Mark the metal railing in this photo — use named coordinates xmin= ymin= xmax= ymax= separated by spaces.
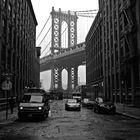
xmin=0 ymin=97 xmax=16 ymax=111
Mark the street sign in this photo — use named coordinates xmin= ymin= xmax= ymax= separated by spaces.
xmin=1 ymin=80 xmax=12 ymax=90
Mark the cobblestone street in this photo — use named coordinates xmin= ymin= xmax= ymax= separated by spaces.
xmin=0 ymin=100 xmax=140 ymax=140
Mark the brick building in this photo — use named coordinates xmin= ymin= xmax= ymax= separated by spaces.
xmin=86 ymin=11 xmax=103 ymax=99
xmin=0 ymin=0 xmax=40 ymax=102
xmin=86 ymin=0 xmax=140 ymax=107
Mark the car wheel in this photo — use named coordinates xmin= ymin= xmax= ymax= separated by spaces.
xmin=66 ymin=108 xmax=69 ymax=111
xmin=65 ymin=107 xmax=69 ymax=111
xmin=46 ymin=112 xmax=49 ymax=118
xmin=18 ymin=114 xmax=23 ymax=120
xmin=97 ymin=107 xmax=100 ymax=113
xmin=110 ymin=110 xmax=116 ymax=115
xmin=40 ymin=114 xmax=46 ymax=120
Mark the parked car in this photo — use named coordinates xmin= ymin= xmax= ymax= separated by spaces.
xmin=65 ymin=99 xmax=81 ymax=111
xmin=82 ymin=98 xmax=89 ymax=107
xmin=82 ymin=98 xmax=96 ymax=109
xmin=18 ymin=88 xmax=50 ymax=120
xmin=72 ymin=92 xmax=81 ymax=103
xmin=93 ymin=97 xmax=116 ymax=114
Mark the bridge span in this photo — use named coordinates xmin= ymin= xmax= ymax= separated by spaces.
xmin=40 ymin=42 xmax=86 ymax=71
xmin=39 ymin=7 xmax=87 ymax=91
xmin=40 ymin=42 xmax=86 ymax=91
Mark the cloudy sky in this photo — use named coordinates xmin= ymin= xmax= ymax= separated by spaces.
xmin=31 ymin=0 xmax=99 ymax=90
xmin=31 ymin=0 xmax=99 ymax=38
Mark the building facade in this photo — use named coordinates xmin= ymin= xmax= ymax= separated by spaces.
xmin=86 ymin=0 xmax=140 ymax=107
xmin=0 ymin=0 xmax=40 ymax=101
xmin=86 ymin=11 xmax=103 ymax=99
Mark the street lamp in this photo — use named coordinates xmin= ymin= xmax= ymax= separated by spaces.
xmin=1 ymin=72 xmax=13 ymax=120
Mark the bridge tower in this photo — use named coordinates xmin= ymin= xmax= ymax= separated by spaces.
xmin=50 ymin=7 xmax=78 ymax=91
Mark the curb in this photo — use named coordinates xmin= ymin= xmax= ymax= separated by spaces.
xmin=116 ymin=112 xmax=140 ymax=120
xmin=0 ymin=114 xmax=17 ymax=126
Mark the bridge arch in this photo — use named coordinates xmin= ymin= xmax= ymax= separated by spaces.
xmin=51 ymin=7 xmax=78 ymax=54
xmin=50 ymin=7 xmax=79 ymax=91
xmin=61 ymin=21 xmax=68 ymax=48
xmin=78 ymin=65 xmax=86 ymax=85
xmin=62 ymin=68 xmax=68 ymax=90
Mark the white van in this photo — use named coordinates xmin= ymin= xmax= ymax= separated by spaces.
xmin=72 ymin=92 xmax=81 ymax=102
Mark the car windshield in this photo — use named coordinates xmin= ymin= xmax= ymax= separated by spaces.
xmin=22 ymin=95 xmax=43 ymax=103
xmin=83 ymin=98 xmax=89 ymax=102
xmin=25 ymin=88 xmax=46 ymax=94
xmin=96 ymin=97 xmax=103 ymax=103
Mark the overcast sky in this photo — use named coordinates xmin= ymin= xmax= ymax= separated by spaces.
xmin=31 ymin=0 xmax=99 ymax=90
xmin=31 ymin=0 xmax=99 ymax=39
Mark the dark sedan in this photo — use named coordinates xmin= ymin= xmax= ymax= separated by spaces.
xmin=65 ymin=99 xmax=81 ymax=111
xmin=82 ymin=98 xmax=96 ymax=109
xmin=93 ymin=97 xmax=116 ymax=115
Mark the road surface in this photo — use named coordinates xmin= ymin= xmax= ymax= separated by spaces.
xmin=0 ymin=100 xmax=140 ymax=140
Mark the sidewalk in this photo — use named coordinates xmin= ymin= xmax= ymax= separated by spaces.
xmin=115 ymin=103 xmax=140 ymax=120
xmin=0 ymin=107 xmax=18 ymax=125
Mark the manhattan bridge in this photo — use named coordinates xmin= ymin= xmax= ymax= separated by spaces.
xmin=39 ymin=7 xmax=98 ymax=92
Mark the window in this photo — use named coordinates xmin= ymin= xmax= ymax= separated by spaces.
xmin=22 ymin=95 xmax=42 ymax=103
xmin=3 ymin=0 xmax=6 ymax=7
xmin=8 ymin=4 xmax=12 ymax=17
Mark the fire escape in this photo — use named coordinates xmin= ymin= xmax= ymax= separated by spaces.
xmin=121 ymin=0 xmax=136 ymax=61
xmin=120 ymin=0 xmax=137 ymax=104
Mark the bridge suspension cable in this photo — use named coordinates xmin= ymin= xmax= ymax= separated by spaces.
xmin=39 ymin=9 xmax=98 ymax=57
xmin=77 ymin=15 xmax=96 ymax=18
xmin=41 ymin=24 xmax=68 ymax=56
xmin=38 ymin=26 xmax=52 ymax=46
xmin=76 ymin=10 xmax=98 ymax=18
xmin=77 ymin=12 xmax=97 ymax=14
xmin=36 ymin=15 xmax=51 ymax=41
xmin=45 ymin=49 xmax=51 ymax=56
xmin=73 ymin=9 xmax=98 ymax=13
xmin=41 ymin=41 xmax=51 ymax=55
xmin=62 ymin=9 xmax=98 ymax=14
xmin=61 ymin=26 xmax=68 ymax=36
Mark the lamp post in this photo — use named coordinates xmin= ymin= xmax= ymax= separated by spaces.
xmin=120 ymin=57 xmax=129 ymax=113
xmin=1 ymin=72 xmax=13 ymax=120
